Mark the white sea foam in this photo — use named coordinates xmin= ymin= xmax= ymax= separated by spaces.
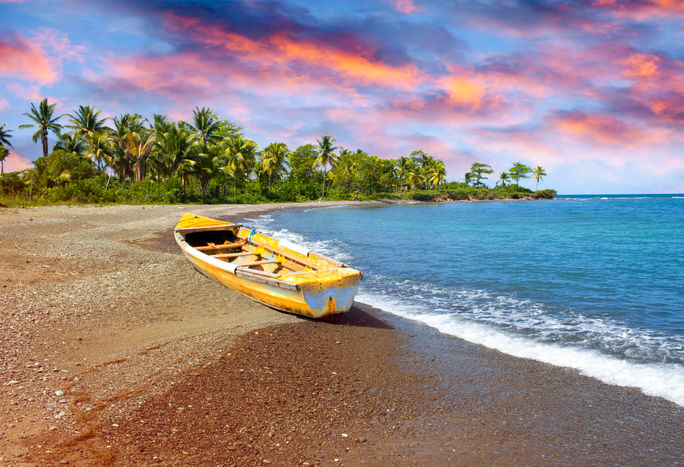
xmin=357 ymin=289 xmax=684 ymax=407
xmin=371 ymin=278 xmax=683 ymax=364
xmin=252 ymin=212 xmax=684 ymax=406
xmin=251 ymin=215 xmax=353 ymax=263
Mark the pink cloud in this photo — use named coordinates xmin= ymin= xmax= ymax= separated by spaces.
xmin=4 ymin=150 xmax=33 ymax=172
xmin=593 ymin=0 xmax=684 ymax=19
xmin=162 ymin=12 xmax=423 ymax=90
xmin=0 ymin=34 xmax=56 ymax=84
xmin=32 ymin=28 xmax=86 ymax=63
xmin=6 ymin=82 xmax=42 ymax=101
xmin=392 ymin=0 xmax=420 ymax=14
xmin=552 ymin=111 xmax=667 ymax=146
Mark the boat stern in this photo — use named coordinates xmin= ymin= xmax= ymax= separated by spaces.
xmin=297 ymin=270 xmax=361 ymax=318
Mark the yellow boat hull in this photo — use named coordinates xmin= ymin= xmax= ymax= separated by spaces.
xmin=174 ymin=213 xmax=361 ymax=318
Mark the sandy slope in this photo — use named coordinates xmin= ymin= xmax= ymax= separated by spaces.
xmin=0 ymin=202 xmax=372 ymax=463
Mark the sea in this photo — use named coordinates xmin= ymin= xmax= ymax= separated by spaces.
xmin=246 ymin=194 xmax=684 ymax=406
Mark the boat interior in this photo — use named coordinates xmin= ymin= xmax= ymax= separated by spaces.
xmin=180 ymin=225 xmax=305 ymax=278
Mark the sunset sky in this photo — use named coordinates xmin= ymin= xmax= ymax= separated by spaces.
xmin=1 ymin=0 xmax=683 ymax=193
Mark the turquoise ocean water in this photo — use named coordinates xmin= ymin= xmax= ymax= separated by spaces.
xmin=247 ymin=195 xmax=684 ymax=406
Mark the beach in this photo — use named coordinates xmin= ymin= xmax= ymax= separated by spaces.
xmin=1 ymin=203 xmax=682 ymax=465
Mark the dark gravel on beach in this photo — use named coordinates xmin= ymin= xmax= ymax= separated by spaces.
xmin=100 ymin=308 xmax=428 ymax=465
xmin=105 ymin=308 xmax=684 ymax=466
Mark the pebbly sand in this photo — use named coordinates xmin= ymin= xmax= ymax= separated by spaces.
xmin=0 ymin=203 xmax=682 ymax=465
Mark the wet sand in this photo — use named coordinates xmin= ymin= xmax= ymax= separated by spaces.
xmin=0 ymin=203 xmax=682 ymax=465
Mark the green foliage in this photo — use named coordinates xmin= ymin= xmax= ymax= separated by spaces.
xmin=2 ymin=100 xmax=556 ymax=206
xmin=535 ymin=189 xmax=557 ymax=199
xmin=468 ymin=162 xmax=493 ymax=187
xmin=0 ymin=172 xmax=28 ymax=196
xmin=509 ymin=162 xmax=533 ymax=187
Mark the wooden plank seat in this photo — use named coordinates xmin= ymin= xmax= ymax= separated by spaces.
xmin=212 ymin=251 xmax=256 ymax=259
xmin=195 ymin=240 xmax=246 ymax=251
xmin=176 ymin=224 xmax=242 ymax=234
xmin=236 ymin=259 xmax=279 ymax=268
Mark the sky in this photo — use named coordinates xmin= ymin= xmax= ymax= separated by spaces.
xmin=1 ymin=0 xmax=683 ymax=194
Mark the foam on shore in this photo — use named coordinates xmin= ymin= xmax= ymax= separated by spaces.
xmin=254 ymin=215 xmax=684 ymax=408
xmin=358 ymin=289 xmax=684 ymax=407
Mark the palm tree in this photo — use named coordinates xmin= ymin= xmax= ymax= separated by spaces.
xmin=111 ymin=114 xmax=149 ymax=180
xmin=313 ymin=135 xmax=338 ymax=200
xmin=397 ymin=156 xmax=412 ymax=191
xmin=66 ymin=105 xmax=108 ymax=140
xmin=407 ymin=168 xmax=425 ymax=191
xmin=19 ymin=98 xmax=63 ymax=158
xmin=87 ymin=132 xmax=114 ymax=173
xmin=428 ymin=161 xmax=446 ymax=188
xmin=110 ymin=115 xmax=134 ymax=180
xmin=0 ymin=124 xmax=13 ymax=178
xmin=411 ymin=150 xmax=435 ymax=189
xmin=260 ymin=142 xmax=289 ymax=187
xmin=187 ymin=107 xmax=221 ymax=145
xmin=191 ymin=143 xmax=221 ymax=198
xmin=152 ymin=114 xmax=171 ymax=134
xmin=533 ymin=166 xmax=547 ymax=189
xmin=224 ymin=134 xmax=257 ymax=196
xmin=53 ymin=133 xmax=86 ymax=156
xmin=498 ymin=171 xmax=510 ymax=187
xmin=151 ymin=123 xmax=196 ymax=179
xmin=128 ymin=128 xmax=156 ymax=181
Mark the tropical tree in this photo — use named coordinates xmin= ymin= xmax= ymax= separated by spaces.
xmin=19 ymin=98 xmax=63 ymax=158
xmin=109 ymin=113 xmax=151 ymax=180
xmin=66 ymin=105 xmax=108 ymax=140
xmin=509 ymin=162 xmax=532 ymax=187
xmin=224 ymin=134 xmax=257 ymax=196
xmin=131 ymin=131 xmax=156 ymax=181
xmin=427 ymin=160 xmax=447 ymax=188
xmin=469 ymin=162 xmax=493 ymax=188
xmin=533 ymin=166 xmax=547 ymax=189
xmin=110 ymin=114 xmax=140 ymax=180
xmin=330 ymin=148 xmax=358 ymax=194
xmin=151 ymin=123 xmax=196 ymax=179
xmin=396 ymin=156 xmax=412 ymax=191
xmin=87 ymin=132 xmax=114 ymax=173
xmin=53 ymin=133 xmax=86 ymax=156
xmin=191 ymin=143 xmax=221 ymax=198
xmin=0 ymin=147 xmax=8 ymax=179
xmin=406 ymin=167 xmax=425 ymax=191
xmin=259 ymin=142 xmax=289 ymax=187
xmin=498 ymin=171 xmax=510 ymax=187
xmin=288 ymin=144 xmax=318 ymax=184
xmin=187 ymin=107 xmax=221 ymax=145
xmin=0 ymin=124 xmax=13 ymax=177
xmin=152 ymin=114 xmax=171 ymax=134
xmin=313 ymin=135 xmax=338 ymax=199
xmin=411 ymin=150 xmax=434 ymax=189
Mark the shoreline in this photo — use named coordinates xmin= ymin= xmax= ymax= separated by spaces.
xmin=1 ymin=203 xmax=681 ymax=464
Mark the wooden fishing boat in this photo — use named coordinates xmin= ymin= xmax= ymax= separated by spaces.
xmin=174 ymin=213 xmax=362 ymax=318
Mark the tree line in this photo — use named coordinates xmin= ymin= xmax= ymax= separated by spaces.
xmin=0 ymin=98 xmax=553 ymax=205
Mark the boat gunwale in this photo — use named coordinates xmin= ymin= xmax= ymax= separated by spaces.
xmin=174 ymin=232 xmax=300 ymax=291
